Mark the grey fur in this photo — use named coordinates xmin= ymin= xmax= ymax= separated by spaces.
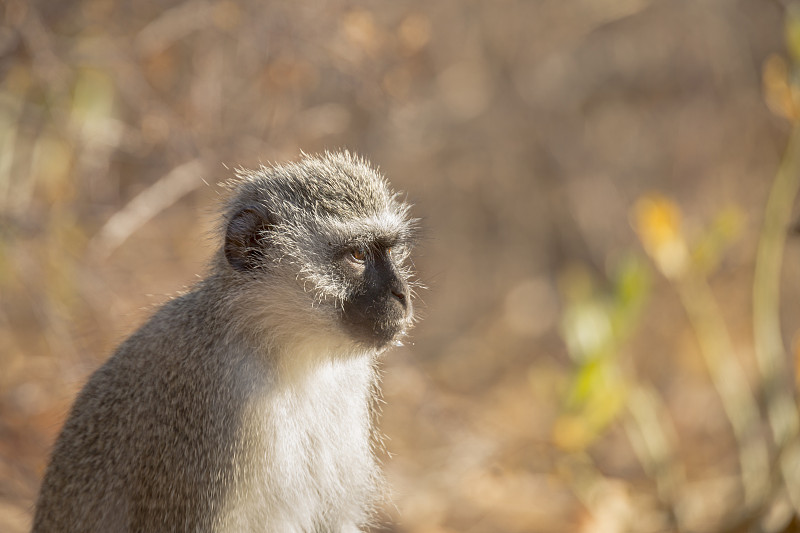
xmin=33 ymin=151 xmax=418 ymax=533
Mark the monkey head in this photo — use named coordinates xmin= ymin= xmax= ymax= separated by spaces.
xmin=221 ymin=151 xmax=418 ymax=351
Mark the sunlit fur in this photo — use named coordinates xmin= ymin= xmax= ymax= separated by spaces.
xmin=33 ymin=151 xmax=418 ymax=532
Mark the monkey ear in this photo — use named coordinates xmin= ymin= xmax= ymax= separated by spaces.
xmin=224 ymin=205 xmax=276 ymax=272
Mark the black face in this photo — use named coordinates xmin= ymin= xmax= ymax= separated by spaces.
xmin=224 ymin=203 xmax=414 ymax=348
xmin=339 ymin=245 xmax=412 ymax=347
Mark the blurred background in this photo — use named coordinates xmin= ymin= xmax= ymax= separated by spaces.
xmin=2 ymin=0 xmax=800 ymax=531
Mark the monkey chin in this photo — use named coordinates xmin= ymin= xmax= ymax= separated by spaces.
xmin=371 ymin=319 xmax=412 ymax=351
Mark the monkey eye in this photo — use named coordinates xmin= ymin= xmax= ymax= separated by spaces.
xmin=349 ymin=247 xmax=367 ymax=264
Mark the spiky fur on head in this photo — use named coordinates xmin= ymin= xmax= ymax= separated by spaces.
xmin=217 ymin=151 xmax=419 ymax=353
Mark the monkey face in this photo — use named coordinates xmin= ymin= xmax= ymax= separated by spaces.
xmin=224 ymin=202 xmax=416 ymax=350
xmin=339 ymin=244 xmax=413 ymax=348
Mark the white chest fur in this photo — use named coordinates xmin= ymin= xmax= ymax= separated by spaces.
xmin=220 ymin=352 xmax=379 ymax=532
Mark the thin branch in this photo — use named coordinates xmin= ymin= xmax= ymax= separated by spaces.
xmin=753 ymin=122 xmax=800 ymax=511
xmin=676 ymin=274 xmax=771 ymax=509
xmin=89 ymin=159 xmax=206 ymax=260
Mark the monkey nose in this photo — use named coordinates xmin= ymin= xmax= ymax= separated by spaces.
xmin=390 ymin=284 xmax=408 ymax=310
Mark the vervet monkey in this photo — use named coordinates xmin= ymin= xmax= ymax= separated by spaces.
xmin=33 ymin=151 xmax=419 ymax=532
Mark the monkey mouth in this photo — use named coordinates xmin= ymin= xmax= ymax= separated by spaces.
xmin=360 ymin=314 xmax=410 ymax=347
xmin=341 ymin=298 xmax=412 ymax=348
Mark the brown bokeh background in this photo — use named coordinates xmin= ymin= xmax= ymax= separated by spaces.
xmin=3 ymin=0 xmax=800 ymax=531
